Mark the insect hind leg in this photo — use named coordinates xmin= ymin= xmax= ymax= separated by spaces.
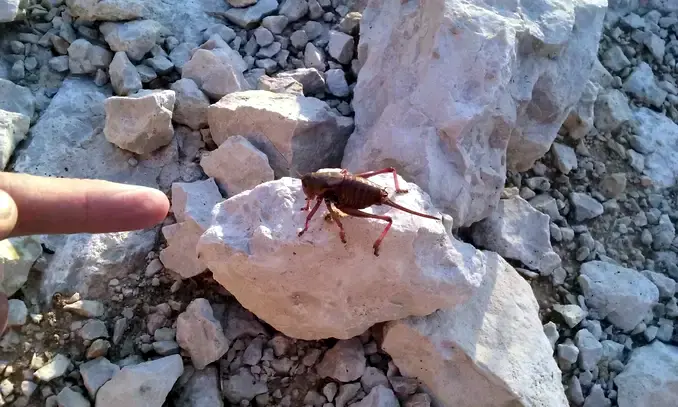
xmin=336 ymin=206 xmax=392 ymax=256
xmin=353 ymin=167 xmax=409 ymax=194
xmin=325 ymin=200 xmax=347 ymax=243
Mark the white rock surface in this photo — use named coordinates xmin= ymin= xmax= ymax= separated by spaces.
xmin=103 ymin=89 xmax=176 ymax=154
xmin=382 ymin=251 xmax=568 ymax=407
xmin=170 ymin=178 xmax=223 ymax=228
xmin=342 ymin=0 xmax=606 ymax=227
xmin=207 ymin=90 xmax=353 ymax=177
xmin=66 ymin=0 xmax=147 ymax=21
xmin=0 ymin=78 xmax=36 ymax=119
xmin=0 ymin=0 xmax=20 ymax=22
xmin=200 ymin=135 xmax=275 ymax=196
xmin=578 ymin=261 xmax=659 ymax=332
xmin=0 ymin=109 xmax=29 ymax=169
xmin=631 ymin=107 xmax=678 ymax=188
xmin=197 ymin=172 xmax=486 ymax=340
xmin=182 ymin=48 xmax=250 ymax=100
xmin=96 ymin=354 xmax=184 ymax=405
xmin=38 ymin=230 xmax=158 ymax=302
xmin=0 ymin=236 xmax=41 ymax=296
xmin=614 ymin=341 xmax=678 ymax=407
xmin=470 ymin=196 xmax=561 ymax=274
xmin=160 ymin=178 xmax=222 ymax=278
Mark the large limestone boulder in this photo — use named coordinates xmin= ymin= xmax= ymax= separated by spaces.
xmin=207 ymin=90 xmax=354 ymax=177
xmin=197 ymin=171 xmax=486 ymax=340
xmin=342 ymin=0 xmax=606 ymax=227
xmin=381 ymin=251 xmax=569 ymax=407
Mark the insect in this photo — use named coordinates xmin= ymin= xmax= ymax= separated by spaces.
xmin=246 ymin=136 xmax=441 ymax=256
xmin=297 ymin=167 xmax=441 ymax=256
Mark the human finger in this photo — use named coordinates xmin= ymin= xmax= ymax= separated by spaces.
xmin=0 ymin=172 xmax=170 ymax=238
xmin=0 ymin=189 xmax=18 ymax=240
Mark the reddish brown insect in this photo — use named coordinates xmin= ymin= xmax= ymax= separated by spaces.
xmin=296 ymin=167 xmax=441 ymax=256
xmin=247 ymin=136 xmax=440 ymax=255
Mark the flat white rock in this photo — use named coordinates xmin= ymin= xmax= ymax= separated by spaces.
xmin=197 ymin=171 xmax=486 ymax=340
xmin=632 ymin=107 xmax=678 ymax=188
xmin=578 ymin=261 xmax=659 ymax=332
xmin=470 ymin=195 xmax=561 ymax=274
xmin=95 ymin=354 xmax=183 ymax=406
xmin=382 ymin=251 xmax=569 ymax=407
xmin=614 ymin=341 xmax=678 ymax=407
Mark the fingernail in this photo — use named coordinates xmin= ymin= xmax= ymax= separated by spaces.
xmin=0 ymin=191 xmax=13 ymax=220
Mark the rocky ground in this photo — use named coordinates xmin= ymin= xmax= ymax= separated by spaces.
xmin=0 ymin=0 xmax=678 ymax=406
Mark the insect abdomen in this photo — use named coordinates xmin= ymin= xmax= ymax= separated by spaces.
xmin=335 ymin=177 xmax=383 ymax=209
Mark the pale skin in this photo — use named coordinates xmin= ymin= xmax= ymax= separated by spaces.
xmin=0 ymin=172 xmax=170 ymax=334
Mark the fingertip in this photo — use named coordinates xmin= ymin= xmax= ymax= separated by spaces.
xmin=130 ymin=187 xmax=171 ymax=228
xmin=0 ymin=189 xmax=18 ymax=240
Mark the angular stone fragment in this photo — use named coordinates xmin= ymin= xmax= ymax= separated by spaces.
xmin=0 ymin=78 xmax=36 ymax=119
xmin=0 ymin=109 xmax=30 ymax=169
xmin=0 ymin=236 xmax=41 ymax=296
xmin=550 ymin=142 xmax=578 ymax=174
xmin=103 ymin=89 xmax=176 ymax=154
xmin=328 ymin=30 xmax=354 ymax=64
xmin=171 ymin=78 xmax=210 ymax=130
xmin=570 ymin=193 xmax=604 ymax=222
xmin=80 ymin=357 xmax=119 ymax=399
xmin=170 ymin=178 xmax=223 ymax=228
xmin=100 ymin=19 xmax=167 ymax=61
xmin=181 ymin=48 xmax=249 ymax=100
xmin=622 ymin=62 xmax=667 ymax=108
xmin=68 ymin=38 xmax=113 ymax=74
xmin=258 ymin=75 xmax=304 ymax=95
xmin=223 ymin=0 xmax=279 ymax=29
xmin=316 ymin=338 xmax=366 ymax=382
xmin=631 ymin=107 xmax=678 ymax=188
xmin=95 ymin=355 xmax=183 ymax=405
xmin=176 ymin=298 xmax=230 ymax=369
xmin=593 ymin=89 xmax=633 ymax=133
xmin=578 ymin=261 xmax=659 ymax=332
xmin=197 ymin=172 xmax=485 ymax=340
xmin=382 ymin=252 xmax=569 ymax=407
xmin=207 ymin=90 xmax=353 ymax=177
xmin=470 ymin=196 xmax=561 ymax=274
xmin=275 ymin=68 xmax=325 ymax=94
xmin=614 ymin=341 xmax=678 ymax=407
xmin=108 ymin=51 xmax=142 ymax=96
xmin=200 ymin=135 xmax=275 ymax=196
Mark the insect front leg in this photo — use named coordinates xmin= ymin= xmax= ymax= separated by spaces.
xmin=298 ymin=196 xmax=323 ymax=237
xmin=325 ymin=199 xmax=347 ymax=243
xmin=336 ymin=206 xmax=393 ymax=256
xmin=354 ymin=167 xmax=409 ymax=194
xmin=300 ymin=197 xmax=311 ymax=211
